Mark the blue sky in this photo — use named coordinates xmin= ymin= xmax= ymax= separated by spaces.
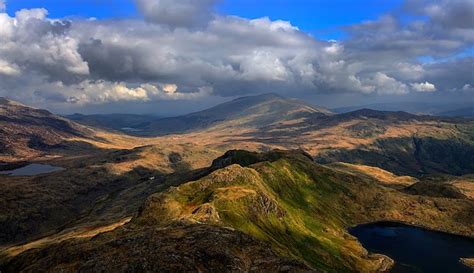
xmin=5 ymin=0 xmax=404 ymax=39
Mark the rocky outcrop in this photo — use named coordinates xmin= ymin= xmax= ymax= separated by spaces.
xmin=2 ymin=224 xmax=317 ymax=273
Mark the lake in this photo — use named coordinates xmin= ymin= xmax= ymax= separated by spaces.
xmin=350 ymin=222 xmax=474 ymax=273
xmin=0 ymin=163 xmax=64 ymax=176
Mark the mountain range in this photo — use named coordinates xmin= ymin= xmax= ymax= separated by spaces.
xmin=0 ymin=94 xmax=473 ymax=272
xmin=68 ymin=93 xmax=332 ymax=135
xmin=333 ymin=101 xmax=474 ymax=118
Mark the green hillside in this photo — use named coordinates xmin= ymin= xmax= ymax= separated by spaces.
xmin=137 ymin=150 xmax=474 ymax=272
xmin=2 ymin=150 xmax=473 ymax=272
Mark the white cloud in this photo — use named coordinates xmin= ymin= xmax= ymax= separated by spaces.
xmin=0 ymin=8 xmax=89 ymax=80
xmin=411 ymin=81 xmax=437 ymax=92
xmin=238 ymin=50 xmax=289 ymax=81
xmin=368 ymin=72 xmax=409 ymax=95
xmin=462 ymin=84 xmax=474 ymax=92
xmin=30 ymin=80 xmax=212 ymax=105
xmin=394 ymin=62 xmax=425 ymax=80
xmin=0 ymin=0 xmax=5 ymax=12
xmin=0 ymin=59 xmax=20 ymax=76
xmin=250 ymin=17 xmax=299 ymax=32
xmin=162 ymin=83 xmax=177 ymax=94
xmin=324 ymin=42 xmax=343 ymax=55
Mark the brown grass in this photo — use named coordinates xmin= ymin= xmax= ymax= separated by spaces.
xmin=460 ymin=258 xmax=474 ymax=269
xmin=331 ymin=162 xmax=418 ymax=188
xmin=451 ymin=177 xmax=474 ymax=200
xmin=1 ymin=217 xmax=131 ymax=257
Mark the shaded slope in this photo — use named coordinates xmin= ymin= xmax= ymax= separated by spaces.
xmin=3 ymin=224 xmax=314 ymax=273
xmin=315 ymin=136 xmax=474 ymax=176
xmin=0 ymin=98 xmax=95 ymax=160
xmin=67 ymin=113 xmax=159 ymax=132
xmin=438 ymin=107 xmax=474 ymax=118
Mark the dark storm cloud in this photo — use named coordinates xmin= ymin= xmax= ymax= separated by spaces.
xmin=0 ymin=0 xmax=472 ymax=110
xmin=423 ymin=57 xmax=474 ymax=92
xmin=135 ymin=0 xmax=218 ymax=28
xmin=404 ymin=0 xmax=474 ymax=29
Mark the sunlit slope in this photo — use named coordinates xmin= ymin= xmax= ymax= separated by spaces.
xmin=138 ymin=93 xmax=331 ymax=135
xmin=138 ymin=150 xmax=474 ymax=272
xmin=3 ymin=150 xmax=473 ymax=272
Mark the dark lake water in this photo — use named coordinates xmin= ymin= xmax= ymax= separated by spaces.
xmin=350 ymin=222 xmax=474 ymax=273
xmin=0 ymin=163 xmax=64 ymax=176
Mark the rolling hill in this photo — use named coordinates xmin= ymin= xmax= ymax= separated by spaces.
xmin=69 ymin=93 xmax=332 ymax=136
xmin=66 ymin=113 xmax=160 ymax=132
xmin=141 ymin=93 xmax=332 ymax=135
xmin=2 ymin=94 xmax=474 ymax=177
xmin=0 ymin=96 xmax=473 ymax=272
xmin=2 ymin=150 xmax=472 ymax=272
xmin=144 ymin=96 xmax=474 ymax=177
xmin=332 ymin=102 xmax=474 ymax=118
xmin=438 ymin=107 xmax=474 ymax=118
xmin=0 ymin=98 xmax=96 ymax=161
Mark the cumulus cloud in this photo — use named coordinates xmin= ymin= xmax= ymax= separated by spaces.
xmin=0 ymin=0 xmax=472 ymax=110
xmin=31 ymin=80 xmax=211 ymax=105
xmin=462 ymin=84 xmax=474 ymax=92
xmin=162 ymin=83 xmax=177 ymax=94
xmin=411 ymin=81 xmax=436 ymax=92
xmin=0 ymin=59 xmax=20 ymax=76
xmin=0 ymin=8 xmax=89 ymax=82
xmin=369 ymin=72 xmax=409 ymax=95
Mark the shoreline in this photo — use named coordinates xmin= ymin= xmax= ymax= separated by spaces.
xmin=349 ymin=219 xmax=474 ymax=239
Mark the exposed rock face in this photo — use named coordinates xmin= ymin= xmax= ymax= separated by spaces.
xmin=2 ymin=224 xmax=317 ymax=273
xmin=168 ymin=152 xmax=183 ymax=164
xmin=367 ymin=254 xmax=394 ymax=272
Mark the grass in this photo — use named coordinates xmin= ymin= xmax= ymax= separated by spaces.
xmin=137 ymin=150 xmax=474 ymax=272
xmin=138 ymin=155 xmax=387 ymax=272
xmin=1 ymin=217 xmax=131 ymax=258
xmin=2 ymin=149 xmax=473 ymax=272
xmin=330 ymin=162 xmax=418 ymax=188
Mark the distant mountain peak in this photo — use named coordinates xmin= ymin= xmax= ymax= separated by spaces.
xmin=341 ymin=108 xmax=420 ymax=120
xmin=0 ymin=97 xmax=35 ymax=108
xmin=237 ymin=92 xmax=284 ymax=99
xmin=0 ymin=97 xmax=17 ymax=106
xmin=135 ymin=93 xmax=331 ymax=135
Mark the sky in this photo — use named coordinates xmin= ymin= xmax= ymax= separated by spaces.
xmin=0 ymin=0 xmax=472 ymax=114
